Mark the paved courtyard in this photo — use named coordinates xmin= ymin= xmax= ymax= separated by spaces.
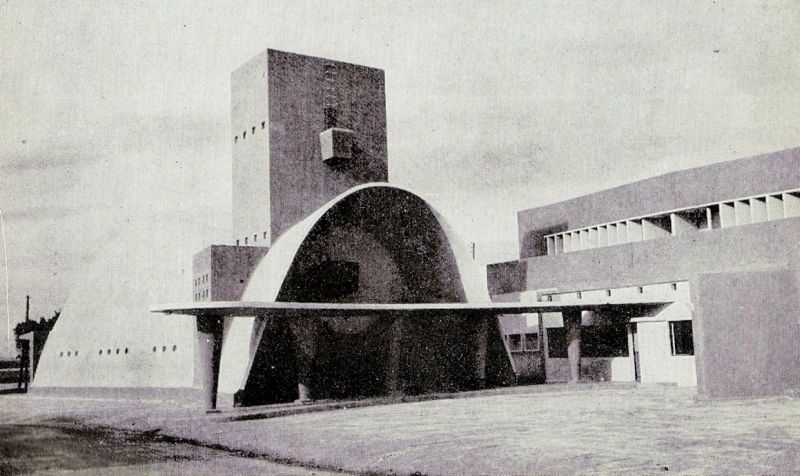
xmin=2 ymin=384 xmax=800 ymax=474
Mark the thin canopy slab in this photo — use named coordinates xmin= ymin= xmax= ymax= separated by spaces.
xmin=150 ymin=299 xmax=673 ymax=319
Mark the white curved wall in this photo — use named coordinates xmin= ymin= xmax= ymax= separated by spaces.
xmin=33 ymin=217 xmax=227 ymax=390
xmin=217 ymin=184 xmax=490 ymax=397
xmin=34 ymin=183 xmax=489 ymax=399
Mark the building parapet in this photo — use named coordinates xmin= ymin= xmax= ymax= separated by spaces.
xmin=543 ymin=187 xmax=800 ymax=255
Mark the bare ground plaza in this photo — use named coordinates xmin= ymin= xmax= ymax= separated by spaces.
xmin=2 ymin=384 xmax=800 ymax=474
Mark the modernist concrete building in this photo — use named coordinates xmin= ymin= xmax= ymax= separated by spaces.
xmin=29 ymin=47 xmax=798 ymax=406
xmin=34 ymin=49 xmax=554 ymax=408
xmin=489 ymin=147 xmax=800 ymax=397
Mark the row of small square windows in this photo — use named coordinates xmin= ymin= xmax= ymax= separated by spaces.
xmin=543 ymin=283 xmax=678 ymax=301
xmin=236 ymin=231 xmax=268 ymax=246
xmin=194 ymin=274 xmax=208 ymax=286
xmin=59 ymin=346 xmax=178 ymax=357
xmin=195 ymin=289 xmax=209 ymax=300
xmin=234 ymin=122 xmax=266 ymax=143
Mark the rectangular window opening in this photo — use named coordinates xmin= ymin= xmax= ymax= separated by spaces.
xmin=708 ymin=204 xmax=722 ymax=229
xmin=642 ymin=215 xmax=672 ymax=240
xmin=669 ymin=320 xmax=694 ymax=355
xmin=750 ymin=196 xmax=768 ymax=223
xmin=507 ymin=334 xmax=522 ymax=352
xmin=524 ymin=333 xmax=539 ymax=351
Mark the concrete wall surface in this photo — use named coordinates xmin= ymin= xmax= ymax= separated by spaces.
xmin=267 ymin=49 xmax=388 ymax=242
xmin=692 ymin=268 xmax=800 ymax=397
xmin=231 ymin=49 xmax=388 ymax=247
xmin=231 ymin=51 xmax=271 ymax=246
xmin=33 ymin=218 xmax=229 ymax=394
xmin=546 ymin=356 xmax=635 ymax=383
xmin=500 ymin=218 xmax=800 ymax=295
xmin=517 ymin=147 xmax=800 ymax=258
xmin=193 ymin=245 xmax=268 ymax=301
xmin=635 ymin=320 xmax=697 ymax=386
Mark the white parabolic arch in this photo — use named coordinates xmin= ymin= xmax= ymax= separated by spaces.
xmin=217 ymin=183 xmax=490 ymax=396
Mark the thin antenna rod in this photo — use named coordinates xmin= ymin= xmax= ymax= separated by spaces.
xmin=0 ymin=210 xmax=10 ymax=355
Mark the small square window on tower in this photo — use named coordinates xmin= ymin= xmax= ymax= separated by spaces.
xmin=319 ymin=127 xmax=355 ymax=166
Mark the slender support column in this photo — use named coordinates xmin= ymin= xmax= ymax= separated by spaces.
xmin=385 ymin=315 xmax=404 ymax=396
xmin=473 ymin=314 xmax=489 ymax=389
xmin=564 ymin=310 xmax=582 ymax=384
xmin=626 ymin=322 xmax=635 ymax=381
xmin=538 ymin=312 xmax=547 ymax=383
xmin=198 ymin=316 xmax=224 ymax=411
xmin=289 ymin=318 xmax=318 ymax=403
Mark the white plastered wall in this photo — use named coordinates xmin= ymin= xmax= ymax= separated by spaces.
xmin=34 ymin=218 xmax=227 ymax=390
xmin=523 ymin=282 xmax=696 ymax=386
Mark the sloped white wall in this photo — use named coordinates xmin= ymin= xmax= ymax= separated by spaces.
xmin=33 ymin=217 xmax=227 ymax=389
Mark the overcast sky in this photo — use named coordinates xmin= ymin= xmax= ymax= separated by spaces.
xmin=1 ymin=1 xmax=799 ymax=356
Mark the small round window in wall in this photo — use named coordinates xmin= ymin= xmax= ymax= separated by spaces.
xmin=60 ymin=352 xmax=63 ymax=357
xmin=75 ymin=351 xmax=78 ymax=357
xmin=106 ymin=349 xmax=111 ymax=355
xmin=116 ymin=349 xmax=120 ymax=354
xmin=152 ymin=346 xmax=157 ymax=353
xmin=124 ymin=348 xmax=129 ymax=354
xmin=172 ymin=345 xmax=177 ymax=352
xmin=99 ymin=350 xmax=102 ymax=355
xmin=67 ymin=351 xmax=71 ymax=356
xmin=162 ymin=346 xmax=166 ymax=352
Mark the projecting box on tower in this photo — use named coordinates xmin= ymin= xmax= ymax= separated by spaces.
xmin=231 ymin=49 xmax=388 ymax=248
xmin=319 ymin=127 xmax=355 ymax=166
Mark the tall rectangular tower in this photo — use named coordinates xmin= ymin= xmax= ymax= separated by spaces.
xmin=231 ymin=49 xmax=388 ymax=246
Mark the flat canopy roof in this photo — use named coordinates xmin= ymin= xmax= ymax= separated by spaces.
xmin=150 ymin=299 xmax=672 ymax=319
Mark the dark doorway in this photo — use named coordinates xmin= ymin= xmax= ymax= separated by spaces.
xmin=311 ymin=319 xmax=391 ymax=400
xmin=238 ymin=322 xmax=298 ymax=406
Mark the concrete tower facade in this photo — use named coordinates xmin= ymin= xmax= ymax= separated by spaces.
xmin=231 ymin=49 xmax=388 ymax=247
